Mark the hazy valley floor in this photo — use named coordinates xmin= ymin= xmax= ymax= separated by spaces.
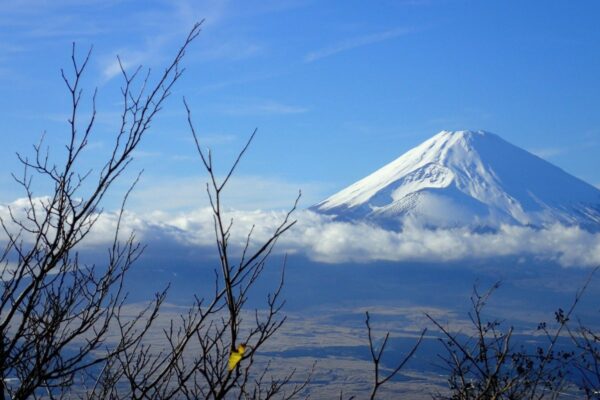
xmin=115 ymin=255 xmax=600 ymax=398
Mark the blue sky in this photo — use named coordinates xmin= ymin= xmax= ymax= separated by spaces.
xmin=1 ymin=0 xmax=599 ymax=212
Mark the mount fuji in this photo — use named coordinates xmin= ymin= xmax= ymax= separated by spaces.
xmin=313 ymin=130 xmax=600 ymax=230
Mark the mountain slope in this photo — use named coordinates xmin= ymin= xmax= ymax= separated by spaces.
xmin=313 ymin=130 xmax=600 ymax=230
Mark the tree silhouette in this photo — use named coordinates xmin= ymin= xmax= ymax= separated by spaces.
xmin=0 ymin=23 xmax=201 ymax=400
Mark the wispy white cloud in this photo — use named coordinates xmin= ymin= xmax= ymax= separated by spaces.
xmin=0 ymin=43 xmax=25 ymax=54
xmin=169 ymin=0 xmax=228 ymax=29
xmin=529 ymin=138 xmax=599 ymax=163
xmin=0 ymin=1 xmax=120 ymax=39
xmin=217 ymin=99 xmax=308 ymax=116
xmin=98 ymin=1 xmax=263 ymax=82
xmin=173 ymin=133 xmax=238 ymax=149
xmin=0 ymin=67 xmax=13 ymax=80
xmin=197 ymin=71 xmax=284 ymax=92
xmin=396 ymin=0 xmax=433 ymax=5
xmin=530 ymin=147 xmax=566 ymax=159
xmin=196 ymin=40 xmax=263 ymax=62
xmin=101 ymin=53 xmax=144 ymax=82
xmin=0 ymin=40 xmax=27 ymax=80
xmin=0 ymin=0 xmax=124 ymax=12
xmin=126 ymin=175 xmax=324 ymax=212
xmin=304 ymin=27 xmax=414 ymax=63
xmin=131 ymin=150 xmax=164 ymax=159
xmin=100 ymin=34 xmax=174 ymax=82
xmin=0 ymin=0 xmax=265 ymax=83
xmin=198 ymin=133 xmax=237 ymax=145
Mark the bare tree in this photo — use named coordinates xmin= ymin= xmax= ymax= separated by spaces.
xmin=83 ymin=103 xmax=313 ymax=399
xmin=0 ymin=23 xmax=201 ymax=400
xmin=427 ymin=284 xmax=531 ymax=400
xmin=335 ymin=312 xmax=426 ymax=400
xmin=0 ymin=21 xmax=311 ymax=399
xmin=365 ymin=312 xmax=426 ymax=400
xmin=569 ymin=321 xmax=600 ymax=398
xmin=152 ymin=100 xmax=313 ymax=400
xmin=426 ymin=279 xmax=597 ymax=400
xmin=560 ymin=267 xmax=600 ymax=399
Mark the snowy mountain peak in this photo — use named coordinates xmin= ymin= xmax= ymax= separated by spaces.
xmin=313 ymin=130 xmax=600 ymax=230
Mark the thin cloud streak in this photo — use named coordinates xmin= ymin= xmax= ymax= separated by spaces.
xmin=100 ymin=34 xmax=174 ymax=82
xmin=217 ymin=99 xmax=308 ymax=116
xmin=304 ymin=27 xmax=414 ymax=63
xmin=530 ymin=147 xmax=566 ymax=159
xmin=125 ymin=175 xmax=325 ymax=212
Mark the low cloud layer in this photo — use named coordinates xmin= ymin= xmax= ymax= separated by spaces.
xmin=2 ymin=198 xmax=600 ymax=268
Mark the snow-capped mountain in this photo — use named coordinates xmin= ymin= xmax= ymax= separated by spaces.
xmin=313 ymin=130 xmax=600 ymax=230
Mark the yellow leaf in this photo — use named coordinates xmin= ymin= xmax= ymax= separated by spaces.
xmin=227 ymin=344 xmax=246 ymax=371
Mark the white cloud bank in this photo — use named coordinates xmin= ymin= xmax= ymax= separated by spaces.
xmin=2 ymin=199 xmax=600 ymax=268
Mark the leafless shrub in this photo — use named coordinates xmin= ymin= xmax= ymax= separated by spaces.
xmin=84 ymin=98 xmax=312 ymax=400
xmin=564 ymin=268 xmax=600 ymax=399
xmin=365 ymin=311 xmax=426 ymax=400
xmin=0 ymin=23 xmax=201 ymax=400
xmin=426 ymin=275 xmax=600 ymax=400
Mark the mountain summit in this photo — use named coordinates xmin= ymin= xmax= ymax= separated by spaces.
xmin=313 ymin=130 xmax=600 ymax=230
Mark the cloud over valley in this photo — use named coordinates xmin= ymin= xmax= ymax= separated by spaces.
xmin=2 ymin=199 xmax=598 ymax=268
